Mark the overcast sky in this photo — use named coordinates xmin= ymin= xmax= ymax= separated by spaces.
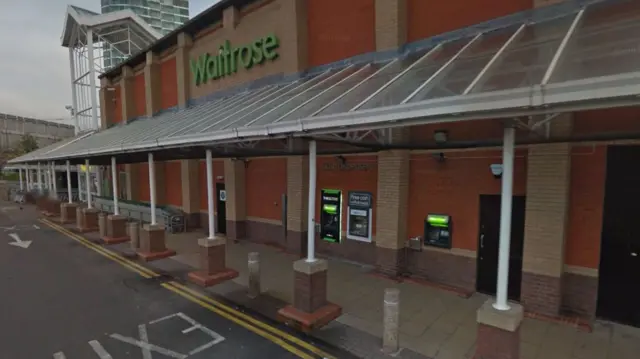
xmin=0 ymin=0 xmax=217 ymax=122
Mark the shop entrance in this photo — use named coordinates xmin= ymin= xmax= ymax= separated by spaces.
xmin=216 ymin=183 xmax=226 ymax=235
xmin=597 ymin=146 xmax=640 ymax=327
xmin=476 ymin=195 xmax=526 ymax=300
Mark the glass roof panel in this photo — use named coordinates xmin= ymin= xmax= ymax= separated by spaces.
xmin=472 ymin=15 xmax=574 ymax=93
xmin=409 ymin=25 xmax=518 ymax=102
xmin=359 ymin=39 xmax=470 ymax=110
xmin=549 ymin=0 xmax=640 ymax=83
xmin=316 ymin=56 xmax=422 ymax=116
xmin=244 ymin=66 xmax=363 ymax=128
xmin=276 ymin=64 xmax=380 ymax=123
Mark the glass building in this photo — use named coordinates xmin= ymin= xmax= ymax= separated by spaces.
xmin=101 ymin=0 xmax=189 ymax=69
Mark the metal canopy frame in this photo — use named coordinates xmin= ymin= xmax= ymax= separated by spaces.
xmin=11 ymin=0 xmax=640 ymax=164
xmin=61 ymin=5 xmax=161 ymax=135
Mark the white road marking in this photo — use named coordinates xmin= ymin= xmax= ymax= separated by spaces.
xmin=88 ymin=340 xmax=113 ymax=359
xmin=53 ymin=352 xmax=66 ymax=359
xmin=138 ymin=324 xmax=153 ymax=359
xmin=8 ymin=232 xmax=31 ymax=249
xmin=148 ymin=312 xmax=225 ymax=356
xmin=109 ymin=334 xmax=187 ymax=359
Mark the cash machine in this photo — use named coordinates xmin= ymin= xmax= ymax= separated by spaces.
xmin=424 ymin=214 xmax=452 ymax=249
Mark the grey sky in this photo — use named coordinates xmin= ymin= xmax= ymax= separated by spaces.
xmin=0 ymin=0 xmax=216 ymax=122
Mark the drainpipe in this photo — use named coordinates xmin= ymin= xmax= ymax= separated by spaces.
xmin=111 ymin=157 xmax=119 ymax=215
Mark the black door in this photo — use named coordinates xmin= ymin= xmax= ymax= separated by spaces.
xmin=477 ymin=195 xmax=526 ymax=301
xmin=597 ymin=146 xmax=640 ymax=326
xmin=216 ymin=183 xmax=227 ymax=235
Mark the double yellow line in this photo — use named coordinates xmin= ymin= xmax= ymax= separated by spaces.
xmin=40 ymin=218 xmax=336 ymax=359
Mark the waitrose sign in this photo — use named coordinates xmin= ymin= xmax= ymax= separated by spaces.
xmin=190 ymin=34 xmax=280 ymax=86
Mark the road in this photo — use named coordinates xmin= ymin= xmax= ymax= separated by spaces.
xmin=0 ymin=202 xmax=344 ymax=359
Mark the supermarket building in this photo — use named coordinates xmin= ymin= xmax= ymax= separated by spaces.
xmin=10 ymin=0 xmax=640 ymax=355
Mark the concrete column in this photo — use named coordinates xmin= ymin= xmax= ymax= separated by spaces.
xmin=99 ymin=77 xmax=116 ymax=129
xmin=180 ymin=159 xmax=201 ymax=229
xmin=375 ymin=0 xmax=407 ymax=51
xmin=521 ymin=117 xmax=572 ymax=316
xmin=176 ymin=32 xmax=193 ymax=109
xmin=375 ymin=150 xmax=410 ymax=277
xmin=382 ymin=288 xmax=400 ymax=354
xmin=145 ymin=51 xmax=161 ymax=117
xmin=248 ymin=252 xmax=261 ymax=298
xmin=223 ymin=159 xmax=246 ymax=241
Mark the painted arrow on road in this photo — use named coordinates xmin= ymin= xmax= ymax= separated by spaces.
xmin=8 ymin=233 xmax=31 ymax=249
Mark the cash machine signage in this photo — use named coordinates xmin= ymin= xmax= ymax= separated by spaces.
xmin=320 ymin=189 xmax=342 ymax=243
xmin=347 ymin=191 xmax=373 ymax=242
xmin=424 ymin=214 xmax=452 ymax=249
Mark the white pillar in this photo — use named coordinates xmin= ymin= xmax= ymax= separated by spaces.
xmin=96 ymin=167 xmax=103 ymax=196
xmin=111 ymin=157 xmax=119 ymax=215
xmin=148 ymin=153 xmax=157 ymax=225
xmin=494 ymin=126 xmax=515 ymax=311
xmin=19 ymin=167 xmax=24 ymax=191
xmin=206 ymin=149 xmax=215 ymax=239
xmin=26 ymin=166 xmax=30 ymax=190
xmin=66 ymin=160 xmax=72 ymax=204
xmin=69 ymin=47 xmax=79 ymax=135
xmin=306 ymin=140 xmax=317 ymax=262
xmin=37 ymin=163 xmax=42 ymax=193
xmin=85 ymin=159 xmax=92 ymax=209
xmin=51 ymin=162 xmax=58 ymax=199
xmin=77 ymin=166 xmax=83 ymax=201
xmin=87 ymin=28 xmax=99 ymax=130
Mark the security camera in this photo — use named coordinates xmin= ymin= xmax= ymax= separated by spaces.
xmin=490 ymin=164 xmax=503 ymax=179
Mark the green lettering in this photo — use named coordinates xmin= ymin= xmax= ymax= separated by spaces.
xmin=232 ymin=47 xmax=241 ymax=72
xmin=262 ymin=34 xmax=279 ymax=61
xmin=190 ymin=54 xmax=208 ymax=85
xmin=239 ymin=46 xmax=253 ymax=69
xmin=206 ymin=54 xmax=218 ymax=80
xmin=252 ymin=40 xmax=264 ymax=64
xmin=190 ymin=34 xmax=280 ymax=86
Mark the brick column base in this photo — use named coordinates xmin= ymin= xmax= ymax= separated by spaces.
xmin=103 ymin=215 xmax=130 ymax=244
xmin=60 ymin=203 xmax=78 ymax=224
xmin=475 ymin=299 xmax=523 ymax=359
xmin=137 ymin=224 xmax=176 ymax=261
xmin=187 ymin=237 xmax=238 ymax=287
xmin=77 ymin=208 xmax=99 ymax=233
xmin=521 ymin=272 xmax=562 ymax=317
xmin=45 ymin=198 xmax=61 ymax=218
xmin=36 ymin=196 xmax=49 ymax=214
xmin=375 ymin=247 xmax=404 ymax=278
xmin=277 ymin=259 xmax=342 ymax=333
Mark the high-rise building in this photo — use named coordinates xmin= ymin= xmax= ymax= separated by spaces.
xmin=101 ymin=0 xmax=189 ymax=68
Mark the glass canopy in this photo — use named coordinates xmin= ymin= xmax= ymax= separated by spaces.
xmin=12 ymin=0 xmax=640 ymax=163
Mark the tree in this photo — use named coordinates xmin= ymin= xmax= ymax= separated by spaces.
xmin=17 ymin=134 xmax=39 ymax=154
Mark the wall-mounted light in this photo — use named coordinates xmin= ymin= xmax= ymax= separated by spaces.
xmin=337 ymin=155 xmax=347 ymax=165
xmin=432 ymin=152 xmax=446 ymax=163
xmin=433 ymin=130 xmax=448 ymax=144
xmin=490 ymin=164 xmax=503 ymax=179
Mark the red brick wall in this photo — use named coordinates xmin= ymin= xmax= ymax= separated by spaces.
xmin=132 ymin=73 xmax=146 ymax=118
xmin=199 ymin=160 xmax=225 ymax=211
xmin=246 ymin=158 xmax=287 ymax=221
xmin=137 ymin=164 xmax=150 ymax=202
xmin=164 ymin=161 xmax=182 ymax=207
xmin=407 ymin=149 xmax=528 ymax=251
xmin=315 ymin=155 xmax=378 ymax=234
xmin=112 ymin=84 xmax=123 ymax=124
xmin=160 ymin=57 xmax=178 ymax=110
xmin=574 ymin=108 xmax=640 ymax=134
xmin=407 ymin=0 xmax=531 ymax=42
xmin=307 ymin=0 xmax=376 ymax=67
xmin=565 ymin=145 xmax=606 ymax=269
